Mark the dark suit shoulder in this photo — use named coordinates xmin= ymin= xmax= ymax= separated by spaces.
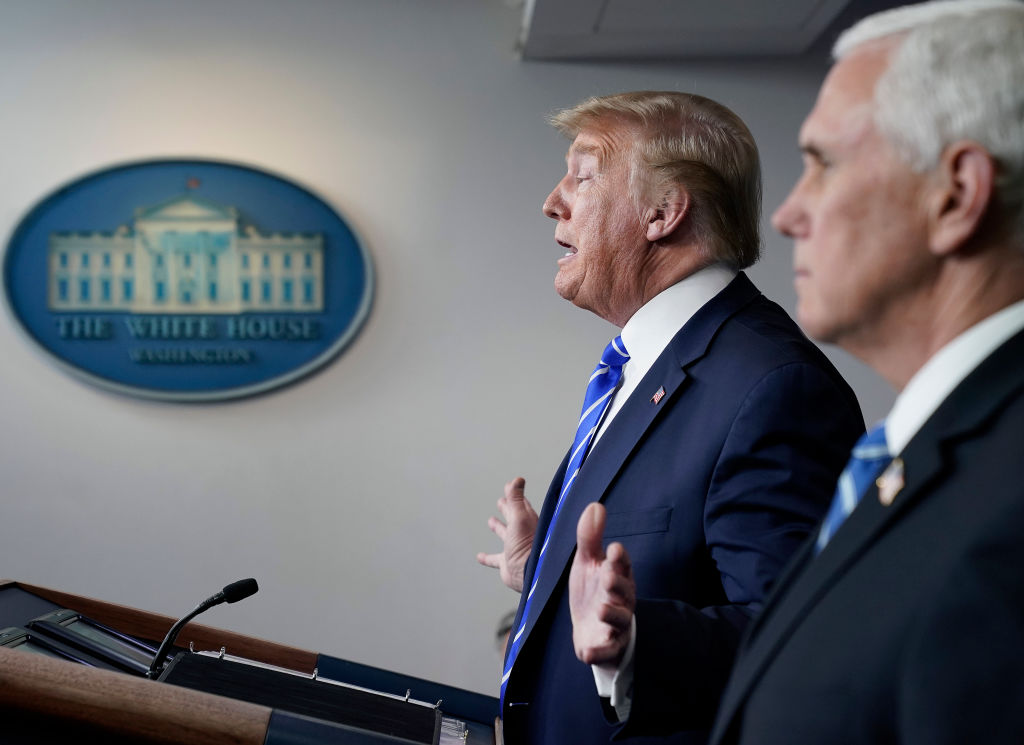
xmin=701 ymin=293 xmax=860 ymax=411
xmin=728 ymin=295 xmax=829 ymax=364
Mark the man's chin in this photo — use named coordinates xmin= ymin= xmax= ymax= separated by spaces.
xmin=553 ymin=273 xmax=580 ymax=304
xmin=796 ymin=306 xmax=837 ymax=344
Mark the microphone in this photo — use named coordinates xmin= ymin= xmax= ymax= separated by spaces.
xmin=146 ymin=578 xmax=259 ymax=679
xmin=219 ymin=578 xmax=259 ymax=605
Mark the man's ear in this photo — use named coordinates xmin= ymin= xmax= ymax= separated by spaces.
xmin=646 ymin=186 xmax=690 ymax=243
xmin=929 ymin=141 xmax=995 ymax=256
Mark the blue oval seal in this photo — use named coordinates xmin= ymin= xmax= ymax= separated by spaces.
xmin=2 ymin=159 xmax=373 ymax=401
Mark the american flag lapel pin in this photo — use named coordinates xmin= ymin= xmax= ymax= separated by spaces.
xmin=876 ymin=457 xmax=904 ymax=506
xmin=651 ymin=386 xmax=666 ymax=405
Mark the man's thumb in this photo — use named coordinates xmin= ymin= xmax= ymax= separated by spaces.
xmin=576 ymin=502 xmax=606 ymax=561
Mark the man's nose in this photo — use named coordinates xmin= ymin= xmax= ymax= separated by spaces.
xmin=771 ymin=190 xmax=804 ymax=238
xmin=543 ymin=185 xmax=567 ymax=220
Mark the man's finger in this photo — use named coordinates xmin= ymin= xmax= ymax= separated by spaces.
xmin=477 ymin=551 xmax=501 ymax=568
xmin=576 ymin=502 xmax=607 ymax=562
xmin=606 ymin=541 xmax=633 ymax=577
xmin=597 ymin=603 xmax=633 ymax=631
xmin=602 ymin=543 xmax=637 ymax=610
xmin=505 ymin=477 xmax=527 ymax=500
xmin=487 ymin=516 xmax=508 ymax=540
xmin=601 ymin=567 xmax=630 ymax=594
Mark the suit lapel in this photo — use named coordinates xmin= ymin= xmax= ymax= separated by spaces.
xmin=713 ymin=440 xmax=949 ymax=731
xmin=713 ymin=327 xmax=1024 ymax=741
xmin=514 ymin=273 xmax=762 ymax=654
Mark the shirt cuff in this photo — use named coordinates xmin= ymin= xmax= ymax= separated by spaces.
xmin=591 ymin=614 xmax=636 ymax=722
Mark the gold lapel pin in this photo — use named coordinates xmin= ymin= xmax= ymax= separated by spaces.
xmin=876 ymin=457 xmax=905 ymax=506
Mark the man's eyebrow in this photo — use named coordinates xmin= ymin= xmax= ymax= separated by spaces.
xmin=567 ymin=142 xmax=603 ymax=160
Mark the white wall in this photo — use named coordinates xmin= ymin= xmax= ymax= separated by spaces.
xmin=0 ymin=0 xmax=894 ymax=696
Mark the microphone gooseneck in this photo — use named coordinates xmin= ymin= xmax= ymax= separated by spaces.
xmin=145 ymin=578 xmax=259 ymax=680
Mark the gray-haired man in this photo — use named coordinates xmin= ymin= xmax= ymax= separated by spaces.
xmin=708 ymin=2 xmax=1024 ymax=742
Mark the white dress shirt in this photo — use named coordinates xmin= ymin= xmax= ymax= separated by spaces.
xmin=886 ymin=299 xmax=1024 ymax=453
xmin=588 ymin=263 xmax=737 ymax=718
xmin=594 ymin=263 xmax=737 ymax=444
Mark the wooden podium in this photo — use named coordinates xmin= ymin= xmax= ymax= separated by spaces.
xmin=0 ymin=580 xmax=497 ymax=745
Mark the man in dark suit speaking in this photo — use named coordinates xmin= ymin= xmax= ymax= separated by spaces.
xmin=700 ymin=2 xmax=1024 ymax=743
xmin=477 ymin=91 xmax=864 ymax=745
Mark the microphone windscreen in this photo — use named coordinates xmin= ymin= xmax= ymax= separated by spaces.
xmin=222 ymin=578 xmax=259 ymax=604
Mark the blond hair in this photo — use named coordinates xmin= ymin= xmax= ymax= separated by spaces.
xmin=550 ymin=91 xmax=762 ymax=268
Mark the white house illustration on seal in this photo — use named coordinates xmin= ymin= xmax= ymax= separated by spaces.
xmin=48 ymin=194 xmax=324 ymax=313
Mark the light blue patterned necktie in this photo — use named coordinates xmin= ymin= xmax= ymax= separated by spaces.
xmin=500 ymin=336 xmax=630 ymax=706
xmin=815 ymin=421 xmax=891 ymax=554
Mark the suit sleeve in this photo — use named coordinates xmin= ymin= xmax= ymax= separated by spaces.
xmin=620 ymin=361 xmax=863 ymax=736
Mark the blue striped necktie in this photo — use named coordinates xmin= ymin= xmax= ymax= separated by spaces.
xmin=815 ymin=421 xmax=891 ymax=554
xmin=499 ymin=336 xmax=630 ymax=705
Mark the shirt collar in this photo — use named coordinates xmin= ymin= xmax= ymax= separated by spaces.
xmin=887 ymin=298 xmax=1024 ymax=454
xmin=619 ymin=263 xmax=737 ymax=380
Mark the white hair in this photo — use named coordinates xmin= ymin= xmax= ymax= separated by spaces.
xmin=835 ymin=0 xmax=1024 ymax=242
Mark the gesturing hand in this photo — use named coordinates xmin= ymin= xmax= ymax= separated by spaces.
xmin=476 ymin=477 xmax=539 ymax=593
xmin=569 ymin=502 xmax=636 ymax=667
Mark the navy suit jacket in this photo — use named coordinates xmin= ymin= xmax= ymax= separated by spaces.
xmin=710 ymin=327 xmax=1024 ymax=745
xmin=500 ymin=273 xmax=864 ymax=745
